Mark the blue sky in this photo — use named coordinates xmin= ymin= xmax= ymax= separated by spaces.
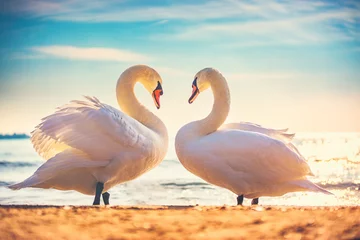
xmin=0 ymin=0 xmax=360 ymax=135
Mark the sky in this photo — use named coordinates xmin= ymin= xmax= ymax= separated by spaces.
xmin=0 ymin=0 xmax=360 ymax=137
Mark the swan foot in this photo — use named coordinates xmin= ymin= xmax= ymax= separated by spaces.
xmin=237 ymin=195 xmax=244 ymax=205
xmin=92 ymin=182 xmax=104 ymax=205
xmin=102 ymin=192 xmax=110 ymax=205
xmin=251 ymin=198 xmax=259 ymax=205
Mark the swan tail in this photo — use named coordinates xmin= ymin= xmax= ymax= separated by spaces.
xmin=290 ymin=179 xmax=333 ymax=195
xmin=281 ymin=132 xmax=295 ymax=140
xmin=8 ymin=175 xmax=42 ymax=190
xmin=272 ymin=132 xmax=295 ymax=143
xmin=276 ymin=128 xmax=289 ymax=132
xmin=8 ymin=150 xmax=109 ymax=190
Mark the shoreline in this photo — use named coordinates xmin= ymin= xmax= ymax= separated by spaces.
xmin=1 ymin=205 xmax=359 ymax=239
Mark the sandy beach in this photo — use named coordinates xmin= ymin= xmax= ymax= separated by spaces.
xmin=1 ymin=205 xmax=359 ymax=240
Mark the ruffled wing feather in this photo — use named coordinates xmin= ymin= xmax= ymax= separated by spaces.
xmin=31 ymin=96 xmax=150 ymax=161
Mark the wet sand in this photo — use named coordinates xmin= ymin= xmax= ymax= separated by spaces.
xmin=1 ymin=205 xmax=359 ymax=240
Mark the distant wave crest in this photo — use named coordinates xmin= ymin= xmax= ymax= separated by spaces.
xmin=310 ymin=157 xmax=360 ymax=164
xmin=0 ymin=181 xmax=11 ymax=187
xmin=318 ymin=182 xmax=360 ymax=190
xmin=161 ymin=182 xmax=213 ymax=190
xmin=0 ymin=161 xmax=38 ymax=168
xmin=161 ymin=182 xmax=209 ymax=187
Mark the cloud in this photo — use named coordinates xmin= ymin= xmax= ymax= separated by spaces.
xmin=26 ymin=45 xmax=151 ymax=62
xmin=153 ymin=20 xmax=169 ymax=25
xmin=1 ymin=0 xmax=114 ymax=18
xmin=169 ymin=9 xmax=359 ymax=44
xmin=11 ymin=52 xmax=46 ymax=60
xmin=2 ymin=0 xmax=359 ymax=46
xmin=0 ymin=0 xmax=340 ymax=22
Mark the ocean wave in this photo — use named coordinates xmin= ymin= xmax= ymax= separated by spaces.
xmin=309 ymin=157 xmax=360 ymax=164
xmin=161 ymin=182 xmax=209 ymax=187
xmin=0 ymin=161 xmax=39 ymax=168
xmin=317 ymin=182 xmax=360 ymax=190
xmin=161 ymin=181 xmax=359 ymax=191
xmin=0 ymin=181 xmax=11 ymax=187
xmin=161 ymin=182 xmax=213 ymax=190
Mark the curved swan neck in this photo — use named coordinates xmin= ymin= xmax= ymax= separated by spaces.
xmin=194 ymin=72 xmax=230 ymax=136
xmin=116 ymin=69 xmax=167 ymax=138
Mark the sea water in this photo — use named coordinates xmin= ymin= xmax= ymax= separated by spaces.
xmin=0 ymin=133 xmax=359 ymax=206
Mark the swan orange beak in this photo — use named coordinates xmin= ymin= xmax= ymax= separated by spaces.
xmin=188 ymin=78 xmax=199 ymax=104
xmin=152 ymin=81 xmax=163 ymax=109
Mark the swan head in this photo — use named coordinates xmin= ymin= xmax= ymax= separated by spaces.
xmin=144 ymin=79 xmax=163 ymax=110
xmin=151 ymin=80 xmax=163 ymax=109
xmin=139 ymin=66 xmax=163 ymax=109
xmin=188 ymin=68 xmax=216 ymax=104
xmin=122 ymin=65 xmax=164 ymax=109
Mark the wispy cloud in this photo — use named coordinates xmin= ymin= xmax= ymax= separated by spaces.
xmin=1 ymin=0 xmax=346 ymax=22
xmin=1 ymin=0 xmax=115 ymax=18
xmin=168 ymin=9 xmax=358 ymax=45
xmin=11 ymin=52 xmax=46 ymax=60
xmin=153 ymin=20 xmax=169 ymax=25
xmin=2 ymin=0 xmax=359 ymax=47
xmin=24 ymin=45 xmax=151 ymax=62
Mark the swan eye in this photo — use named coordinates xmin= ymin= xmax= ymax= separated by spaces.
xmin=152 ymin=81 xmax=163 ymax=109
xmin=192 ymin=77 xmax=198 ymax=88
xmin=189 ymin=77 xmax=200 ymax=104
xmin=154 ymin=81 xmax=163 ymax=95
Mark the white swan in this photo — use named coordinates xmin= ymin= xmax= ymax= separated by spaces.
xmin=175 ymin=67 xmax=331 ymax=205
xmin=9 ymin=65 xmax=168 ymax=205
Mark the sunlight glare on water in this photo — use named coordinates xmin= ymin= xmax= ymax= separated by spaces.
xmin=0 ymin=132 xmax=359 ymax=206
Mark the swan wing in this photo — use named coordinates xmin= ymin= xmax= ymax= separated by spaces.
xmin=220 ymin=122 xmax=305 ymax=162
xmin=220 ymin=122 xmax=295 ymax=143
xmin=192 ymin=130 xmax=312 ymax=185
xmin=31 ymin=96 xmax=151 ymax=160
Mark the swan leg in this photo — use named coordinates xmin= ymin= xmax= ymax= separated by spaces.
xmin=237 ymin=195 xmax=244 ymax=205
xmin=251 ymin=198 xmax=259 ymax=205
xmin=102 ymin=192 xmax=110 ymax=205
xmin=92 ymin=182 xmax=104 ymax=205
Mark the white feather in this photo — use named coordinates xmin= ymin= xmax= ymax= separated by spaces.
xmin=176 ymin=68 xmax=330 ymax=202
xmin=220 ymin=122 xmax=295 ymax=143
xmin=9 ymin=149 xmax=109 ymax=190
xmin=9 ymin=66 xmax=168 ymax=196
